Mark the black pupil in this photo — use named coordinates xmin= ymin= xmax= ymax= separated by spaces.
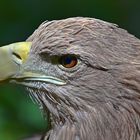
xmin=64 ymin=56 xmax=72 ymax=64
xmin=60 ymin=55 xmax=76 ymax=65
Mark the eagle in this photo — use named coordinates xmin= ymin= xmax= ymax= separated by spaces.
xmin=1 ymin=17 xmax=140 ymax=140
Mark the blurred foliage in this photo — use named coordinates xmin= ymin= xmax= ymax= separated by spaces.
xmin=0 ymin=0 xmax=140 ymax=139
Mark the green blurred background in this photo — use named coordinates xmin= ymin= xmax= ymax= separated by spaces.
xmin=0 ymin=0 xmax=140 ymax=139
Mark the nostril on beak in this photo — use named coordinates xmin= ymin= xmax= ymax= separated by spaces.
xmin=12 ymin=52 xmax=22 ymax=65
xmin=12 ymin=52 xmax=22 ymax=60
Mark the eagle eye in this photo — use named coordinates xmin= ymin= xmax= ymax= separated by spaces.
xmin=59 ymin=55 xmax=78 ymax=68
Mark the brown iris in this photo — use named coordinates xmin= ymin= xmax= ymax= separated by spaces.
xmin=59 ymin=55 xmax=78 ymax=68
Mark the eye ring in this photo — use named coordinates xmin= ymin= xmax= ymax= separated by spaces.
xmin=59 ymin=55 xmax=78 ymax=69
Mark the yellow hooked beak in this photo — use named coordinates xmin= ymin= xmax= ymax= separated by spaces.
xmin=0 ymin=42 xmax=31 ymax=82
xmin=0 ymin=42 xmax=66 ymax=86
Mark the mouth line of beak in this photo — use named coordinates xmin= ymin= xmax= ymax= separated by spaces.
xmin=0 ymin=42 xmax=31 ymax=82
xmin=10 ymin=73 xmax=66 ymax=86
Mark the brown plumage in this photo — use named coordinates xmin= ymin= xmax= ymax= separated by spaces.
xmin=15 ymin=17 xmax=140 ymax=140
